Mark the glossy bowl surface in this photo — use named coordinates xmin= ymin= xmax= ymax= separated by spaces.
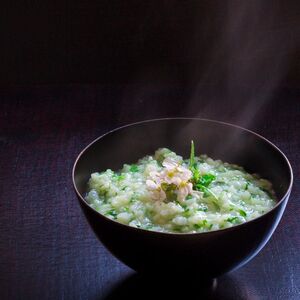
xmin=72 ymin=118 xmax=293 ymax=277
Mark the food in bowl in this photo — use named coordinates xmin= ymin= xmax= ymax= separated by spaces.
xmin=85 ymin=141 xmax=276 ymax=233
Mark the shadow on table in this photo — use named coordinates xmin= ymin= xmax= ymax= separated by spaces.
xmin=102 ymin=272 xmax=251 ymax=300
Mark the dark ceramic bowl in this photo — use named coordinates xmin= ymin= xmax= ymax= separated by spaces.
xmin=72 ymin=118 xmax=293 ymax=278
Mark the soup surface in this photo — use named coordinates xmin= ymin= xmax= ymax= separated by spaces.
xmin=86 ymin=144 xmax=276 ymax=233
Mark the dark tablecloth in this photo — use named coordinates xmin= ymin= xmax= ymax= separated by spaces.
xmin=0 ymin=85 xmax=299 ymax=299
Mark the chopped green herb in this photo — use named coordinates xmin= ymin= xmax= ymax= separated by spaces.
xmin=239 ymin=209 xmax=247 ymax=217
xmin=197 ymin=206 xmax=208 ymax=212
xmin=117 ymin=174 xmax=125 ymax=181
xmin=227 ymin=217 xmax=239 ymax=224
xmin=130 ymin=164 xmax=139 ymax=172
xmin=107 ymin=210 xmax=117 ymax=218
xmin=183 ymin=207 xmax=191 ymax=217
xmin=245 ymin=182 xmax=250 ymax=190
xmin=194 ymin=220 xmax=208 ymax=229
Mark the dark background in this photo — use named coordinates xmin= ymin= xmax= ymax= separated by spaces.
xmin=0 ymin=1 xmax=299 ymax=299
xmin=1 ymin=0 xmax=300 ymax=88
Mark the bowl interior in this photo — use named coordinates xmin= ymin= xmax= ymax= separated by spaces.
xmin=74 ymin=119 xmax=291 ymax=204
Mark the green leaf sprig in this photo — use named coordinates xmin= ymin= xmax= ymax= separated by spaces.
xmin=189 ymin=141 xmax=218 ymax=202
xmin=189 ymin=141 xmax=200 ymax=183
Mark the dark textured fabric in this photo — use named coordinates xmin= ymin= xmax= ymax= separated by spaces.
xmin=0 ymin=85 xmax=299 ymax=299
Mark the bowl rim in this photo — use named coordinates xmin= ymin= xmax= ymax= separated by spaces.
xmin=72 ymin=117 xmax=293 ymax=236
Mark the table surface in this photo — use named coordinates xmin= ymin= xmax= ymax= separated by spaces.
xmin=0 ymin=85 xmax=299 ymax=300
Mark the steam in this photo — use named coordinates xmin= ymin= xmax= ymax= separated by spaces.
xmin=187 ymin=1 xmax=289 ymax=128
xmin=119 ymin=2 xmax=290 ymax=131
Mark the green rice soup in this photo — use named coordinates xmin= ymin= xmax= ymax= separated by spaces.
xmin=86 ymin=143 xmax=276 ymax=233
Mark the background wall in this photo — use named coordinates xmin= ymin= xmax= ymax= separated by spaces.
xmin=1 ymin=0 xmax=300 ymax=88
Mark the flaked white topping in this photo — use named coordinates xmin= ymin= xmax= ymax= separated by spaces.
xmin=176 ymin=181 xmax=193 ymax=202
xmin=146 ymin=157 xmax=193 ymax=202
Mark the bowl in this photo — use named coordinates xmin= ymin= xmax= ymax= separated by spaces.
xmin=72 ymin=118 xmax=293 ymax=278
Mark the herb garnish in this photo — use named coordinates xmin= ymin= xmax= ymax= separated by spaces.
xmin=130 ymin=164 xmax=139 ymax=172
xmin=189 ymin=141 xmax=200 ymax=183
xmin=189 ymin=141 xmax=218 ymax=202
xmin=197 ymin=174 xmax=216 ymax=187
xmin=189 ymin=140 xmax=195 ymax=169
